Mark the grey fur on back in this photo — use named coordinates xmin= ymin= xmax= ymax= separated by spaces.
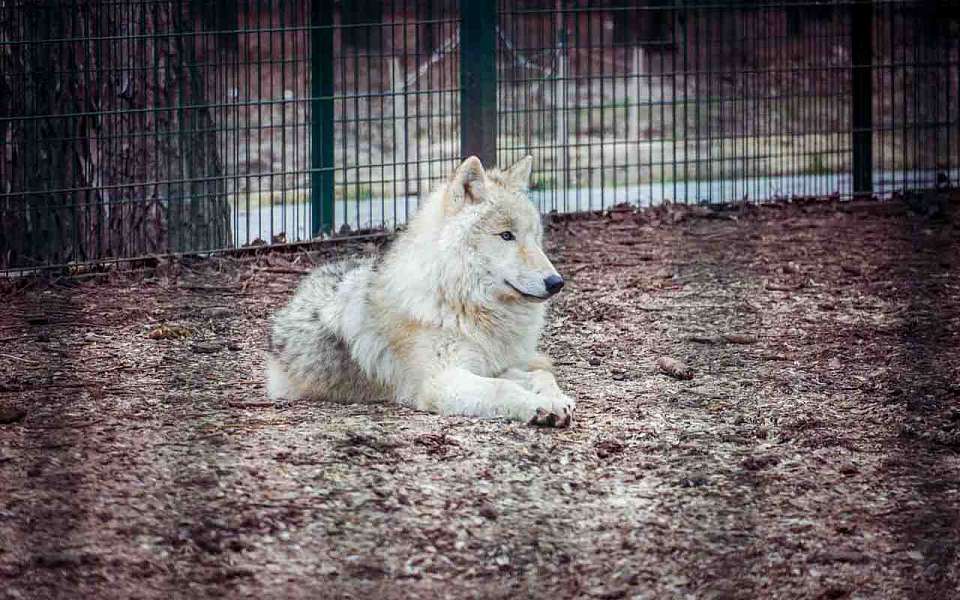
xmin=267 ymin=256 xmax=385 ymax=402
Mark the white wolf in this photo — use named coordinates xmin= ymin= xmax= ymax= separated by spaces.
xmin=266 ymin=155 xmax=574 ymax=426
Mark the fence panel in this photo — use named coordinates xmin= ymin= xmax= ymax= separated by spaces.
xmin=498 ymin=0 xmax=957 ymax=213
xmin=1 ymin=1 xmax=958 ymax=271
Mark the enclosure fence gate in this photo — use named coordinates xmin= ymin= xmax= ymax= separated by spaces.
xmin=1 ymin=0 xmax=957 ymax=270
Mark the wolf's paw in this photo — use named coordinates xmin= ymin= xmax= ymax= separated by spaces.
xmin=527 ymin=395 xmax=574 ymax=428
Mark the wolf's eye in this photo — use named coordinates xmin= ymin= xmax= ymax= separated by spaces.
xmin=499 ymin=231 xmax=516 ymax=241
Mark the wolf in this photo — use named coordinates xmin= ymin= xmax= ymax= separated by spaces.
xmin=266 ymin=155 xmax=574 ymax=426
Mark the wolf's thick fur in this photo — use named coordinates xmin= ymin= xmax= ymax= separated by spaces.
xmin=267 ymin=156 xmax=574 ymax=425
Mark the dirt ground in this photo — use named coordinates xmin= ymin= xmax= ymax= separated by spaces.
xmin=1 ymin=199 xmax=958 ymax=600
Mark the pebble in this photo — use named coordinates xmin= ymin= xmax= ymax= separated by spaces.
xmin=478 ymin=503 xmax=498 ymax=520
xmin=191 ymin=342 xmax=222 ymax=354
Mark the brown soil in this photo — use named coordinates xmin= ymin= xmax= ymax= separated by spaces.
xmin=1 ymin=200 xmax=958 ymax=599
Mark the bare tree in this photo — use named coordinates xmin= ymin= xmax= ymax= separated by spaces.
xmin=0 ymin=1 xmax=230 ymax=268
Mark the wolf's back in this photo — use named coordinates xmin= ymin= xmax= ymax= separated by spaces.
xmin=266 ymin=256 xmax=380 ymax=401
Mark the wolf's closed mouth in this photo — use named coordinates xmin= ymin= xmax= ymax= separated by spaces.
xmin=505 ymin=280 xmax=549 ymax=301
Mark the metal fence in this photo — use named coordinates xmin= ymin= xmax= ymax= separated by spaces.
xmin=1 ymin=1 xmax=958 ymax=270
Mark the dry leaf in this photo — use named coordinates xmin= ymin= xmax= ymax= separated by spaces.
xmin=656 ymin=357 xmax=694 ymax=380
xmin=147 ymin=324 xmax=192 ymax=340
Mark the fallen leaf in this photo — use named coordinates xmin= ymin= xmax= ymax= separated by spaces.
xmin=656 ymin=357 xmax=694 ymax=380
xmin=148 ymin=324 xmax=192 ymax=340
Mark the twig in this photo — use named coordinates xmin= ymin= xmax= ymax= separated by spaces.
xmin=401 ymin=31 xmax=461 ymax=89
xmin=565 ymin=265 xmax=591 ymax=277
xmin=25 ymin=418 xmax=104 ymax=430
xmin=0 ymin=353 xmax=38 ymax=364
xmin=89 ymin=365 xmax=129 ymax=375
xmin=20 ymin=443 xmax=73 ymax=450
xmin=497 ymin=26 xmax=551 ymax=74
xmin=254 ymin=267 xmax=310 ymax=275
xmin=227 ymin=401 xmax=277 ymax=409
xmin=43 ymin=382 xmax=93 ymax=390
xmin=178 ymin=284 xmax=238 ymax=292
xmin=687 ymin=335 xmax=722 ymax=344
xmin=637 ymin=305 xmax=670 ymax=312
xmin=765 ymin=282 xmax=804 ymax=292
xmin=212 ymin=380 xmax=260 ymax=388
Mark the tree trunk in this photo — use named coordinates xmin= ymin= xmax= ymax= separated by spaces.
xmin=0 ymin=1 xmax=230 ymax=268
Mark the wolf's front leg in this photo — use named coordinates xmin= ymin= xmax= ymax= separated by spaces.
xmin=501 ymin=367 xmax=563 ymax=397
xmin=419 ymin=368 xmax=573 ymax=427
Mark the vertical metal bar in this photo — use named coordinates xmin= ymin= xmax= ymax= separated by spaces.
xmin=460 ymin=0 xmax=497 ymax=165
xmin=411 ymin=0 xmax=420 ymax=213
xmin=366 ymin=11 xmax=374 ymax=226
xmin=851 ymin=0 xmax=873 ymax=197
xmin=292 ymin=1 xmax=301 ymax=241
xmin=876 ymin=1 xmax=885 ymax=196
xmin=656 ymin=4 xmax=664 ymax=205
xmin=559 ymin=10 xmax=570 ymax=211
xmin=257 ymin=0 xmax=267 ymax=244
xmin=389 ymin=2 xmax=398 ymax=230
xmin=353 ymin=11 xmax=362 ymax=230
xmin=947 ymin=5 xmax=954 ymax=182
xmin=598 ymin=6 xmax=605 ymax=210
xmin=955 ymin=6 xmax=959 ymax=183
xmin=898 ymin=7 xmax=906 ymax=193
xmin=702 ymin=6 xmax=710 ymax=201
xmin=671 ymin=1 xmax=678 ymax=204
xmin=311 ymin=0 xmax=334 ymax=236
xmin=279 ymin=0 xmax=287 ymax=240
xmin=694 ymin=6 xmax=701 ymax=202
xmin=911 ymin=4 xmax=921 ymax=188
xmin=572 ymin=3 xmax=581 ymax=212
xmin=377 ymin=10 xmax=386 ymax=228
xmin=681 ymin=4 xmax=689 ymax=202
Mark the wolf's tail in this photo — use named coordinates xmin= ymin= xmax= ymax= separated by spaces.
xmin=265 ymin=355 xmax=295 ymax=400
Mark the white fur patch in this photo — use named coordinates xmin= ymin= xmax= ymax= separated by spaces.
xmin=265 ymin=356 xmax=294 ymax=400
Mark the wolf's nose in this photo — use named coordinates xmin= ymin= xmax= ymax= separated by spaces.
xmin=544 ymin=275 xmax=564 ymax=296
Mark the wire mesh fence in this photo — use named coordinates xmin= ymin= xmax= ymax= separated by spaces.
xmin=500 ymin=0 xmax=960 ymax=212
xmin=1 ymin=0 xmax=957 ymax=270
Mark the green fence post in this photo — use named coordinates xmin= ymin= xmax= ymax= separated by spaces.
xmin=851 ymin=0 xmax=873 ymax=197
xmin=460 ymin=0 xmax=497 ymax=166
xmin=311 ymin=0 xmax=334 ymax=236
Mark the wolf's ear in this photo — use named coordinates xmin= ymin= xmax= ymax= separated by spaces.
xmin=446 ymin=156 xmax=486 ymax=212
xmin=504 ymin=155 xmax=534 ymax=191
